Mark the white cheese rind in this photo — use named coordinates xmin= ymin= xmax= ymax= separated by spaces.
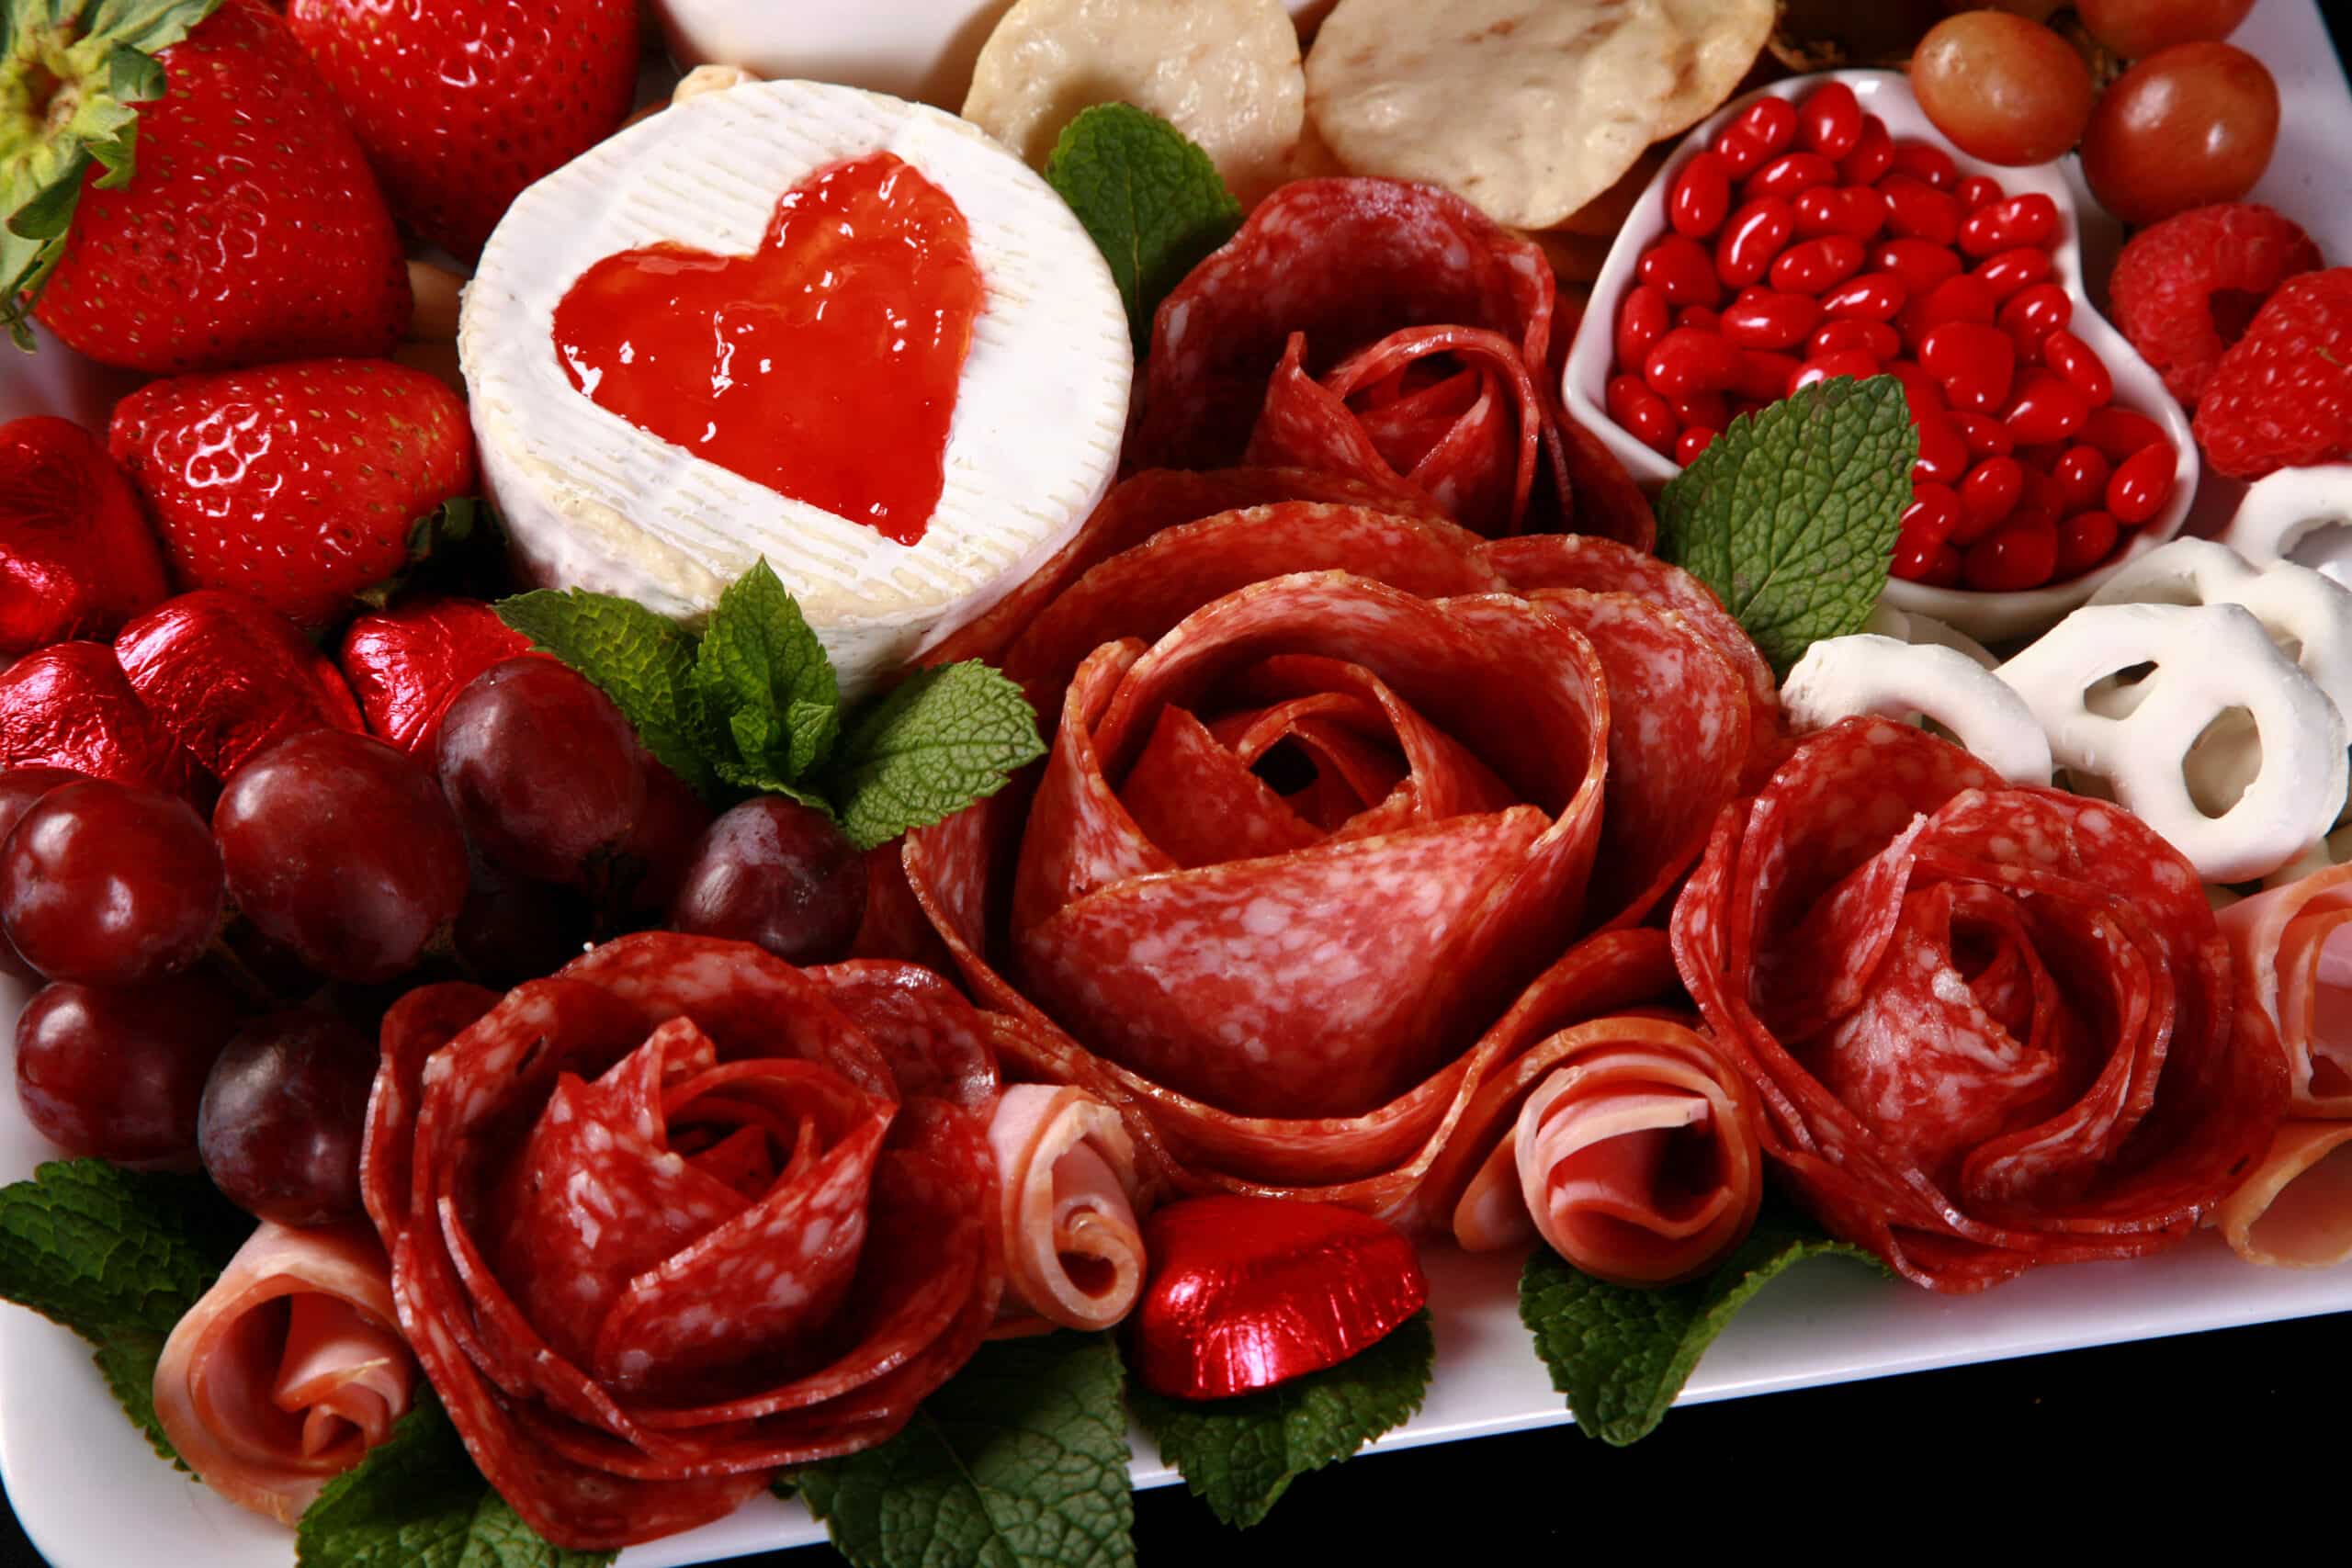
xmin=460 ymin=79 xmax=1132 ymax=698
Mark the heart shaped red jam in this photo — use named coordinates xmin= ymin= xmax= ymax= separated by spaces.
xmin=550 ymin=152 xmax=982 ymax=546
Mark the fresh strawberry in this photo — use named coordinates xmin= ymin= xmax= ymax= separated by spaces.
xmin=2193 ymin=267 xmax=2352 ymax=480
xmin=108 ymin=358 xmax=478 ymax=632
xmin=1 ymin=416 xmax=170 ymax=655
xmin=1 ymin=0 xmax=410 ymax=372
xmin=288 ymin=0 xmax=641 ymax=260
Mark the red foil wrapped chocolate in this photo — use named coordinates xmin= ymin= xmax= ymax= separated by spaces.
xmin=1131 ymin=1195 xmax=1427 ymax=1400
xmin=1 ymin=416 xmax=168 ymax=656
xmin=337 ymin=596 xmax=530 ymax=755
xmin=116 ymin=592 xmax=365 ymax=779
xmin=0 ymin=640 xmax=203 ymax=796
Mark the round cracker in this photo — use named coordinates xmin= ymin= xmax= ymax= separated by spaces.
xmin=963 ymin=0 xmax=1306 ymax=207
xmin=1305 ymin=0 xmax=1773 ymax=230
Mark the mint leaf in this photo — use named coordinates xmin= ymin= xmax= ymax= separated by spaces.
xmin=297 ymin=1389 xmax=613 ymax=1568
xmin=820 ymin=660 xmax=1046 ymax=852
xmin=0 ymin=1159 xmax=253 ymax=1465
xmin=1655 ymin=377 xmax=1916 ymax=678
xmin=1519 ymin=1223 xmax=1885 ymax=1447
xmin=691 ymin=558 xmax=841 ymax=793
xmin=1044 ymin=104 xmax=1242 ymax=353
xmin=1131 ymin=1310 xmax=1432 ymax=1529
xmin=493 ymin=587 xmax=718 ymax=797
xmin=800 ymin=1332 xmax=1135 ymax=1568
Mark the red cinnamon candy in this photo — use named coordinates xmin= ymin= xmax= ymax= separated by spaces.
xmin=0 ymin=641 xmax=203 ymax=796
xmin=116 ymin=592 xmax=365 ymax=779
xmin=336 ymin=596 xmax=530 ymax=755
xmin=0 ymin=416 xmax=169 ymax=656
xmin=1130 ymin=1195 xmax=1427 ymax=1400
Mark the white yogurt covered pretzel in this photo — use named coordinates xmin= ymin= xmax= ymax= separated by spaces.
xmin=1781 ymin=634 xmax=2052 ymax=786
xmin=2220 ymin=464 xmax=2352 ymax=578
xmin=1995 ymin=601 xmax=2348 ymax=884
xmin=2090 ymin=536 xmax=2352 ymax=723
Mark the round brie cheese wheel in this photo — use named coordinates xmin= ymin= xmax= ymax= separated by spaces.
xmin=460 ymin=78 xmax=1131 ymax=699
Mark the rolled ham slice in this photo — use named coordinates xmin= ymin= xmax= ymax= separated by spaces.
xmin=152 ymin=1222 xmax=413 ymax=1524
xmin=1449 ymin=1017 xmax=1763 ymax=1287
xmin=988 ymin=1084 xmax=1148 ymax=1331
xmin=2214 ymin=864 xmax=2352 ymax=1264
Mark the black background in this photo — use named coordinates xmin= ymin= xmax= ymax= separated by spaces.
xmin=6 ymin=7 xmax=2349 ymax=1563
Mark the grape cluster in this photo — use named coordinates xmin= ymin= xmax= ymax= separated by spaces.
xmin=5 ymin=653 xmax=875 ymax=1224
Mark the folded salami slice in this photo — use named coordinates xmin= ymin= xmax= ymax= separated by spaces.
xmin=152 ymin=1222 xmax=414 ymax=1525
xmin=360 ymin=933 xmax=1038 ymax=1551
xmin=1130 ymin=177 xmax=1652 ymax=547
xmin=2211 ymin=863 xmax=2352 ymax=1264
xmin=904 ymin=473 xmax=1758 ymax=1219
xmin=1443 ymin=1014 xmax=1764 ymax=1287
xmin=988 ymin=1084 xmax=1148 ymax=1332
xmin=1671 ymin=717 xmax=2289 ymax=1292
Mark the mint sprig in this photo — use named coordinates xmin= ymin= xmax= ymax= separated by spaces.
xmin=1131 ymin=1310 xmax=1434 ymax=1529
xmin=1655 ymin=377 xmax=1917 ymax=678
xmin=496 ymin=560 xmax=1044 ymax=849
xmin=1044 ymin=104 xmax=1242 ymax=353
xmin=799 ymin=1332 xmax=1136 ymax=1568
xmin=1519 ymin=1222 xmax=1886 ymax=1447
xmin=0 ymin=1158 xmax=253 ymax=1465
xmin=295 ymin=1389 xmax=613 ymax=1568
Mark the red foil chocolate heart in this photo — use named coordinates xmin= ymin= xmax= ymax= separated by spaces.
xmin=0 ymin=640 xmax=204 ymax=797
xmin=1131 ymin=1195 xmax=1428 ymax=1400
xmin=1 ymin=415 xmax=169 ymax=657
xmin=117 ymin=592 xmax=366 ymax=779
xmin=336 ymin=596 xmax=531 ymax=755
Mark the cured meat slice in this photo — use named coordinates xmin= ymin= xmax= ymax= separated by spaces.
xmin=360 ymin=932 xmax=1023 ymax=1550
xmin=988 ymin=1084 xmax=1148 ymax=1333
xmin=922 ymin=467 xmax=1448 ymax=670
xmin=1445 ymin=1014 xmax=1763 ymax=1287
xmin=1671 ymin=717 xmax=2288 ymax=1292
xmin=1135 ymin=179 xmax=1555 ymax=472
xmin=2211 ymin=863 xmax=2352 ymax=1264
xmin=153 ymin=1223 xmax=413 ymax=1525
xmin=1129 ymin=177 xmax=1652 ymax=546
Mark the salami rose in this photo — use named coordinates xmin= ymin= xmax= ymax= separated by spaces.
xmin=152 ymin=1223 xmax=414 ymax=1525
xmin=2212 ymin=863 xmax=2352 ymax=1265
xmin=905 ymin=479 xmax=1764 ymax=1219
xmin=360 ymin=935 xmax=1041 ymax=1551
xmin=1129 ymin=178 xmax=1653 ymax=547
xmin=1671 ymin=718 xmax=2290 ymax=1292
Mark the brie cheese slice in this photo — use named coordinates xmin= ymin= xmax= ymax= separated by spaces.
xmin=460 ymin=78 xmax=1132 ymax=698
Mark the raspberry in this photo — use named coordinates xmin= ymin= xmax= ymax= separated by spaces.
xmin=2108 ymin=203 xmax=2321 ymax=405
xmin=2193 ymin=268 xmax=2352 ymax=480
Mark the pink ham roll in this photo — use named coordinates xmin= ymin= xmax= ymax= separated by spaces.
xmin=988 ymin=1084 xmax=1148 ymax=1331
xmin=153 ymin=1221 xmax=413 ymax=1523
xmin=2216 ymin=866 xmax=2352 ymax=1264
xmin=1449 ymin=1016 xmax=1763 ymax=1286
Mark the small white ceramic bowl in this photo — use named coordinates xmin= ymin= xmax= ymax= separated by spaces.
xmin=1562 ymin=69 xmax=2199 ymax=646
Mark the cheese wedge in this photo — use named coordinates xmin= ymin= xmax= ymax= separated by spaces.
xmin=460 ymin=79 xmax=1132 ymax=698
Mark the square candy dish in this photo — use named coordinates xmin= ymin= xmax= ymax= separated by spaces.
xmin=1561 ymin=68 xmax=2200 ymax=646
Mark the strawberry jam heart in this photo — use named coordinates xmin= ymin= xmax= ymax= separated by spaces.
xmin=550 ymin=152 xmax=982 ymax=547
xmin=1131 ymin=1195 xmax=1428 ymax=1400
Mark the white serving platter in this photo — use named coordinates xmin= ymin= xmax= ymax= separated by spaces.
xmin=6 ymin=4 xmax=2352 ymax=1562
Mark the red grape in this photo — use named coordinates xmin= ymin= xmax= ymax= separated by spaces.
xmin=0 ymin=767 xmax=81 ymax=978
xmin=214 ymin=729 xmax=469 ymax=984
xmin=198 ymin=1010 xmax=377 ymax=1225
xmin=14 ymin=974 xmax=242 ymax=1168
xmin=1 ymin=779 xmax=222 ymax=985
xmin=1912 ymin=12 xmax=2096 ymax=165
xmin=2075 ymin=0 xmax=2256 ymax=59
xmin=602 ymin=757 xmax=716 ymax=921
xmin=453 ymin=857 xmax=593 ymax=985
xmin=667 ymin=797 xmax=865 ymax=965
xmin=2080 ymin=42 xmax=2278 ymax=225
xmin=435 ymin=659 xmax=645 ymax=885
